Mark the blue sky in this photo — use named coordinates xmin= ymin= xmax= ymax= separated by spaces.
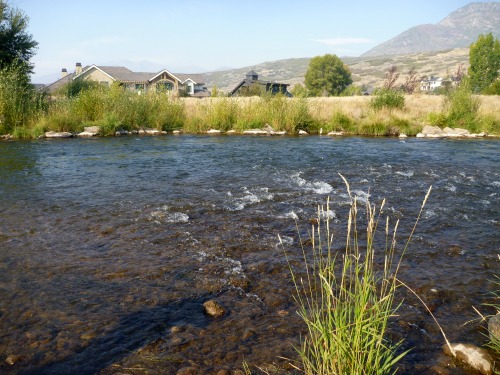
xmin=17 ymin=0 xmax=495 ymax=83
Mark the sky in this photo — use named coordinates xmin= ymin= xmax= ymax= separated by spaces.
xmin=15 ymin=0 xmax=496 ymax=83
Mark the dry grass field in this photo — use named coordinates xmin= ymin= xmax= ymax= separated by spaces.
xmin=183 ymin=95 xmax=500 ymax=136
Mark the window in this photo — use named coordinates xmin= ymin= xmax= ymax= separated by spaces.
xmin=157 ymin=82 xmax=173 ymax=92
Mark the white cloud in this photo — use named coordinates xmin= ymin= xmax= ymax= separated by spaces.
xmin=313 ymin=37 xmax=372 ymax=46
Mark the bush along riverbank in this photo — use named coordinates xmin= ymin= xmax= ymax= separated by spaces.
xmin=1 ymin=83 xmax=499 ymax=140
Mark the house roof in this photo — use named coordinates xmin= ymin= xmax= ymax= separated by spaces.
xmin=47 ymin=64 xmax=207 ymax=92
xmin=229 ymin=75 xmax=290 ymax=96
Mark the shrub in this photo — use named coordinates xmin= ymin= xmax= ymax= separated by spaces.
xmin=370 ymin=89 xmax=405 ymax=111
xmin=442 ymin=80 xmax=480 ymax=132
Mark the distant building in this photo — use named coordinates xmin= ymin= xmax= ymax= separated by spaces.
xmin=46 ymin=63 xmax=210 ymax=97
xmin=229 ymin=70 xmax=291 ymax=97
xmin=420 ymin=75 xmax=461 ymax=92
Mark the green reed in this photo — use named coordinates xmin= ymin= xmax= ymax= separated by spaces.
xmin=282 ymin=176 xmax=431 ymax=374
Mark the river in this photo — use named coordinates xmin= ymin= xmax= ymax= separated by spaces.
xmin=0 ymin=135 xmax=498 ymax=374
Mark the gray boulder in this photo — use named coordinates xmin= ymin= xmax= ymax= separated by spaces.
xmin=443 ymin=342 xmax=493 ymax=375
xmin=443 ymin=127 xmax=470 ymax=137
xmin=421 ymin=125 xmax=447 ymax=137
xmin=45 ymin=131 xmax=72 ymax=138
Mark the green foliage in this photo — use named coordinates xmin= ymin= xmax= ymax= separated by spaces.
xmin=482 ymin=79 xmax=500 ymax=95
xmin=0 ymin=62 xmax=47 ymax=135
xmin=370 ymin=88 xmax=405 ymax=111
xmin=305 ymin=54 xmax=353 ymax=96
xmin=327 ymin=110 xmax=355 ymax=132
xmin=238 ymin=83 xmax=265 ymax=97
xmin=0 ymin=0 xmax=38 ymax=73
xmin=290 ymin=83 xmax=309 ymax=98
xmin=468 ymin=33 xmax=500 ymax=94
xmin=442 ymin=79 xmax=480 ymax=132
xmin=340 ymin=84 xmax=363 ymax=96
xmin=58 ymin=78 xmax=101 ymax=98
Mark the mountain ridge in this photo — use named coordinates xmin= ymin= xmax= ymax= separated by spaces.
xmin=361 ymin=2 xmax=500 ymax=57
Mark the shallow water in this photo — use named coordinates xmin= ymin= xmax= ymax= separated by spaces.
xmin=0 ymin=135 xmax=498 ymax=374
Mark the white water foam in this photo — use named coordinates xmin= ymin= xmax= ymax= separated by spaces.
xmin=195 ymin=250 xmax=245 ymax=277
xmin=396 ymin=170 xmax=414 ymax=178
xmin=278 ymin=211 xmax=299 ymax=220
xmin=291 ymin=172 xmax=333 ymax=194
xmin=444 ymin=184 xmax=457 ymax=193
xmin=225 ymin=186 xmax=275 ymax=211
xmin=146 ymin=205 xmax=189 ymax=224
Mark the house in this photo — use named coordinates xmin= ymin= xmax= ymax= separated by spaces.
xmin=46 ymin=63 xmax=210 ymax=97
xmin=420 ymin=76 xmax=443 ymax=92
xmin=419 ymin=75 xmax=461 ymax=92
xmin=229 ymin=70 xmax=291 ymax=97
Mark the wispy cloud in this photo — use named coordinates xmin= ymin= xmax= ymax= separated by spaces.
xmin=313 ymin=37 xmax=372 ymax=46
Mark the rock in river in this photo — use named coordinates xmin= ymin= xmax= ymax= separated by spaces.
xmin=443 ymin=342 xmax=493 ymax=375
xmin=203 ymin=299 xmax=226 ymax=317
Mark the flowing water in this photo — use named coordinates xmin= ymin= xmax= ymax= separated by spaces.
xmin=0 ymin=135 xmax=498 ymax=374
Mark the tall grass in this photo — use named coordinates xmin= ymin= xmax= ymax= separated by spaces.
xmin=36 ymin=86 xmax=185 ymax=135
xmin=0 ymin=63 xmax=47 ymax=135
xmin=2 ymin=81 xmax=499 ymax=138
xmin=282 ymin=176 xmax=431 ymax=374
xmin=184 ymin=95 xmax=315 ymax=133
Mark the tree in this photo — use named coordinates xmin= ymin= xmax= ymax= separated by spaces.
xmin=468 ymin=33 xmax=500 ymax=93
xmin=0 ymin=0 xmax=38 ymax=72
xmin=383 ymin=65 xmax=399 ymax=90
xmin=304 ymin=54 xmax=352 ymax=96
xmin=401 ymin=67 xmax=420 ymax=94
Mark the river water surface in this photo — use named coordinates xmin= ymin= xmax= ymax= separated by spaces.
xmin=0 ymin=135 xmax=498 ymax=374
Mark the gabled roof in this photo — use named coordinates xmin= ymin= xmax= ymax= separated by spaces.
xmin=229 ymin=75 xmax=290 ymax=96
xmin=148 ymin=69 xmax=182 ymax=83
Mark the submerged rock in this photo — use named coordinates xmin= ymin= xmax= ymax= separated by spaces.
xmin=443 ymin=342 xmax=493 ymax=375
xmin=77 ymin=131 xmax=97 ymax=137
xmin=203 ymin=300 xmax=226 ymax=317
xmin=5 ymin=354 xmax=22 ymax=366
xmin=243 ymin=129 xmax=267 ymax=135
xmin=488 ymin=313 xmax=500 ymax=342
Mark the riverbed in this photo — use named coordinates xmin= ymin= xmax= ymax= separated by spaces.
xmin=0 ymin=135 xmax=498 ymax=374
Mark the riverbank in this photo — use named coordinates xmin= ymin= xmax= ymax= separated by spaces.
xmin=1 ymin=95 xmax=499 ymax=139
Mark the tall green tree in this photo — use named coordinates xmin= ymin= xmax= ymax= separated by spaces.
xmin=0 ymin=0 xmax=38 ymax=73
xmin=468 ymin=33 xmax=500 ymax=93
xmin=305 ymin=54 xmax=352 ymax=96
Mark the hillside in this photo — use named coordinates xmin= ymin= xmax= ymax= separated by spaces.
xmin=205 ymin=48 xmax=470 ymax=93
xmin=362 ymin=2 xmax=500 ymax=57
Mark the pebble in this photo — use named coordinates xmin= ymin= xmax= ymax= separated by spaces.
xmin=203 ymin=300 xmax=226 ymax=317
xmin=5 ymin=354 xmax=22 ymax=366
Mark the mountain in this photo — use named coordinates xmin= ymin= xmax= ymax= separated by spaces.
xmin=362 ymin=2 xmax=500 ymax=57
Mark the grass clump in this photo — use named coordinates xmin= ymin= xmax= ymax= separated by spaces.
xmin=442 ymin=80 xmax=481 ymax=133
xmin=283 ymin=176 xmax=431 ymax=374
